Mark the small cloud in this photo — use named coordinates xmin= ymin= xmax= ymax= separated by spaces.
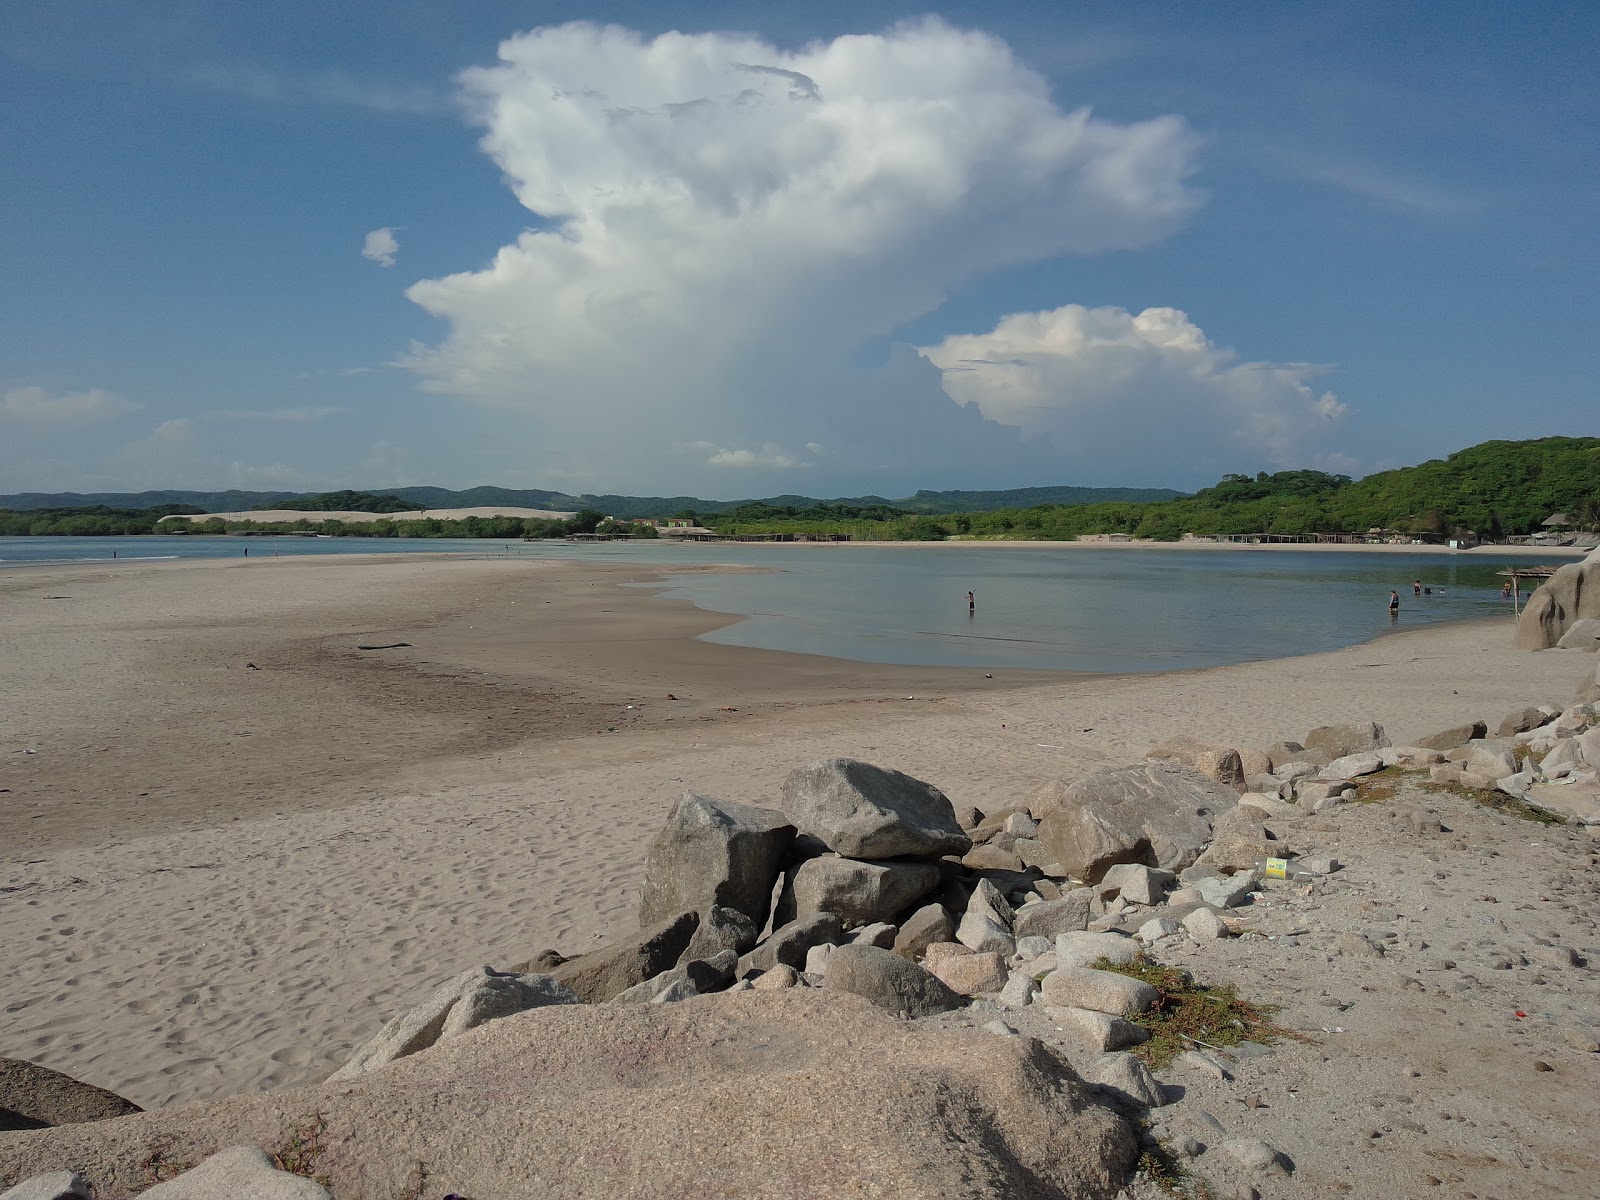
xmin=0 ymin=385 xmax=142 ymax=424
xmin=706 ymin=443 xmax=808 ymax=469
xmin=362 ymin=228 xmax=400 ymax=267
xmin=187 ymin=64 xmax=445 ymax=115
xmin=207 ymin=406 xmax=342 ymax=423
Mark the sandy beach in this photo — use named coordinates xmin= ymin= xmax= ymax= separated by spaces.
xmin=1 ymin=552 xmax=1593 ymax=1113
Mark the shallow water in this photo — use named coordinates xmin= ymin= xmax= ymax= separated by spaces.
xmin=1 ymin=535 xmax=1555 ymax=673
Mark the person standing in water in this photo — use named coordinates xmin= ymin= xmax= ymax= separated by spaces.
xmin=1389 ymin=589 xmax=1400 ymax=616
xmin=968 ymin=590 xmax=975 ymax=616
xmin=1413 ymin=578 xmax=1422 ymax=596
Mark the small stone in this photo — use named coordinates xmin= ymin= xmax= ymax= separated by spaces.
xmin=1136 ymin=917 xmax=1182 ymax=946
xmin=1338 ymin=933 xmax=1384 ymax=958
xmin=1100 ymin=863 xmax=1177 ymax=906
xmin=1534 ymin=1060 xmax=1554 ymax=1072
xmin=751 ymin=964 xmax=800 ymax=990
xmin=1014 ymin=935 xmax=1053 ymax=960
xmin=1219 ymin=1137 xmax=1291 ymax=1176
xmin=1563 ymin=1030 xmax=1600 ymax=1052
xmin=1196 ymin=875 xmax=1258 ymax=909
xmin=804 ymin=943 xmax=835 ymax=977
xmin=1182 ymin=907 xmax=1229 ymax=941
xmin=982 ymin=1019 xmax=1019 ymax=1036
xmin=1177 ymin=1050 xmax=1230 ymax=1080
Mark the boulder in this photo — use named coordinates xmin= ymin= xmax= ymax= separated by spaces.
xmin=1195 ymin=875 xmax=1258 ymax=908
xmin=1055 ymin=932 xmax=1142 ymax=970
xmin=1319 ymin=751 xmax=1383 ymax=779
xmin=1040 ymin=967 xmax=1159 ymax=1016
xmin=824 ymin=946 xmax=966 ymax=1017
xmin=1135 ymin=918 xmax=1182 ymax=946
xmin=1496 ymin=705 xmax=1553 ymax=738
xmin=1098 ymin=864 xmax=1174 ymax=906
xmin=551 ymin=912 xmax=700 ymax=1004
xmin=139 ymin=1146 xmax=333 ymax=1199
xmin=1557 ymin=618 xmax=1600 ymax=650
xmin=751 ymin=964 xmax=801 ymax=990
xmin=1087 ymin=1053 xmax=1167 ymax=1108
xmin=927 ymin=951 xmax=1009 ymax=996
xmin=613 ymin=951 xmax=738 ymax=1005
xmin=773 ymin=855 xmax=940 ymax=928
xmin=1032 ymin=761 xmax=1236 ymax=883
xmin=1146 ymin=737 xmax=1246 ymax=792
xmin=1265 ymin=741 xmax=1314 ymax=771
xmin=1044 ymin=1006 xmax=1149 ymax=1052
xmin=1198 ymin=807 xmax=1271 ymax=874
xmin=998 ymin=971 xmax=1039 ymax=1008
xmin=638 ymin=794 xmax=796 ymax=930
xmin=1235 ymin=752 xmax=1273 ymax=780
xmin=848 ymin=922 xmax=898 ymax=950
xmin=1012 ymin=890 xmax=1094 ymax=940
xmin=1181 ymin=907 xmax=1229 ymax=940
xmin=1302 ymin=721 xmax=1389 ymax=759
xmin=0 ymin=1173 xmax=90 ymax=1200
xmin=961 ymin=844 xmax=1025 ymax=872
xmin=1527 ymin=782 xmax=1600 ymax=826
xmin=737 ymin=913 xmax=844 ymax=975
xmin=0 ymin=993 xmax=1139 ymax=1200
xmin=956 ymin=879 xmax=1017 ymax=956
xmin=778 ymin=758 xmax=971 ymax=859
xmin=331 ymin=967 xmax=580 ymax=1080
xmin=679 ymin=905 xmax=759 ymax=964
xmin=1515 ymin=547 xmax=1600 ymax=649
xmin=0 ymin=1060 xmax=141 ymax=1133
xmin=1463 ymin=740 xmax=1520 ymax=780
xmin=892 ymin=904 xmax=955 ymax=961
xmin=1412 ymin=720 xmax=1487 ymax=752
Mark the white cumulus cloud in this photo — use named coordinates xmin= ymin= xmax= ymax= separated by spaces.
xmin=362 ymin=227 xmax=400 ymax=267
xmin=399 ymin=18 xmax=1205 ymax=493
xmin=920 ymin=305 xmax=1348 ymax=474
xmin=1 ymin=385 xmax=142 ymax=424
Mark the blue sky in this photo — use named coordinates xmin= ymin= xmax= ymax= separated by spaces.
xmin=2 ymin=1 xmax=1595 ymax=499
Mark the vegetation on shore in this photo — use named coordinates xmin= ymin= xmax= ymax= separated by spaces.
xmin=3 ymin=436 xmax=1595 ymax=541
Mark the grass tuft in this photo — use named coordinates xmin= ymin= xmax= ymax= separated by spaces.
xmin=1093 ymin=956 xmax=1299 ymax=1070
xmin=1137 ymin=1137 xmax=1221 ymax=1199
xmin=271 ymin=1112 xmax=333 ymax=1187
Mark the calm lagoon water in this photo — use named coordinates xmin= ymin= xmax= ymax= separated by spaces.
xmin=1 ymin=535 xmax=1556 ymax=674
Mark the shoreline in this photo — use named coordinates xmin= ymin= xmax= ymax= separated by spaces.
xmin=3 ymin=552 xmax=1596 ymax=1114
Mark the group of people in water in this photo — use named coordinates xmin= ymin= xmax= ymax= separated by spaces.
xmin=1387 ymin=575 xmax=1516 ymax=617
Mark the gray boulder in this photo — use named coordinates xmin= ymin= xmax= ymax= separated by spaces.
xmin=824 ymin=945 xmax=966 ymax=1017
xmin=1412 ymin=720 xmax=1487 ymax=752
xmin=1098 ymin=865 xmax=1174 ymax=906
xmin=778 ymin=758 xmax=971 ymax=859
xmin=1302 ymin=721 xmax=1389 ymax=759
xmin=1039 ymin=967 xmax=1159 ymax=1016
xmin=0 ymin=1060 xmax=141 ymax=1132
xmin=1031 ymin=761 xmax=1236 ymax=883
xmin=613 ymin=951 xmax=738 ymax=1004
xmin=1087 ymin=1052 xmax=1167 ymax=1108
xmin=1013 ymin=890 xmax=1094 ymax=940
xmin=331 ymin=966 xmax=580 ymax=1080
xmin=638 ymin=793 xmax=795 ymax=930
xmin=1515 ymin=546 xmax=1600 ymax=649
xmin=1463 ymin=739 xmax=1519 ymax=780
xmin=774 ymin=855 xmax=941 ymax=928
xmin=679 ymin=905 xmax=759 ymax=964
xmin=955 ymin=878 xmax=1016 ymax=956
xmin=1558 ymin=618 xmax=1600 ymax=651
xmin=0 ymin=1172 xmax=90 ymax=1200
xmin=139 ymin=1146 xmax=332 ymax=1199
xmin=738 ymin=913 xmax=844 ymax=975
xmin=892 ymin=903 xmax=954 ymax=960
xmin=551 ymin=911 xmax=700 ymax=1003
xmin=1496 ymin=705 xmax=1552 ymax=738
xmin=1265 ymin=741 xmax=1313 ymax=771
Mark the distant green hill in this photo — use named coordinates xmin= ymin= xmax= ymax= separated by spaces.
xmin=0 ymin=482 xmax=1185 ymax=518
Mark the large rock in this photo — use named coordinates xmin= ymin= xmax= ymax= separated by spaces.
xmin=1558 ymin=618 xmax=1600 ymax=651
xmin=1463 ymin=739 xmax=1519 ymax=781
xmin=1040 ymin=967 xmax=1159 ymax=1016
xmin=778 ymin=758 xmax=971 ymax=859
xmin=0 ymin=993 xmax=1138 ymax=1200
xmin=613 ymin=951 xmax=738 ymax=1005
xmin=1197 ymin=807 xmax=1271 ymax=874
xmin=824 ymin=946 xmax=966 ymax=1017
xmin=679 ymin=905 xmax=759 ymax=963
xmin=331 ymin=966 xmax=580 ymax=1080
xmin=1516 ymin=547 xmax=1600 ymax=649
xmin=1145 ymin=737 xmax=1245 ymax=792
xmin=1013 ymin=890 xmax=1094 ymax=940
xmin=139 ymin=1146 xmax=333 ymax=1198
xmin=1527 ymin=782 xmax=1600 ymax=826
xmin=1086 ymin=1053 xmax=1167 ymax=1108
xmin=1302 ymin=721 xmax=1389 ymax=759
xmin=774 ymin=855 xmax=941 ymax=928
xmin=955 ymin=879 xmax=1016 ymax=956
xmin=926 ymin=951 xmax=1009 ymax=996
xmin=1412 ymin=720 xmax=1486 ymax=752
xmin=0 ymin=1171 xmax=91 ymax=1200
xmin=638 ymin=794 xmax=796 ymax=930
xmin=551 ymin=912 xmax=700 ymax=1003
xmin=1032 ymin=761 xmax=1236 ymax=883
xmin=892 ymin=904 xmax=954 ymax=960
xmin=738 ymin=913 xmax=844 ymax=975
xmin=0 ymin=1060 xmax=141 ymax=1133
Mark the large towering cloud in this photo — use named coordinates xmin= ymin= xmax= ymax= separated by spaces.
xmin=399 ymin=19 xmax=1205 ymax=491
